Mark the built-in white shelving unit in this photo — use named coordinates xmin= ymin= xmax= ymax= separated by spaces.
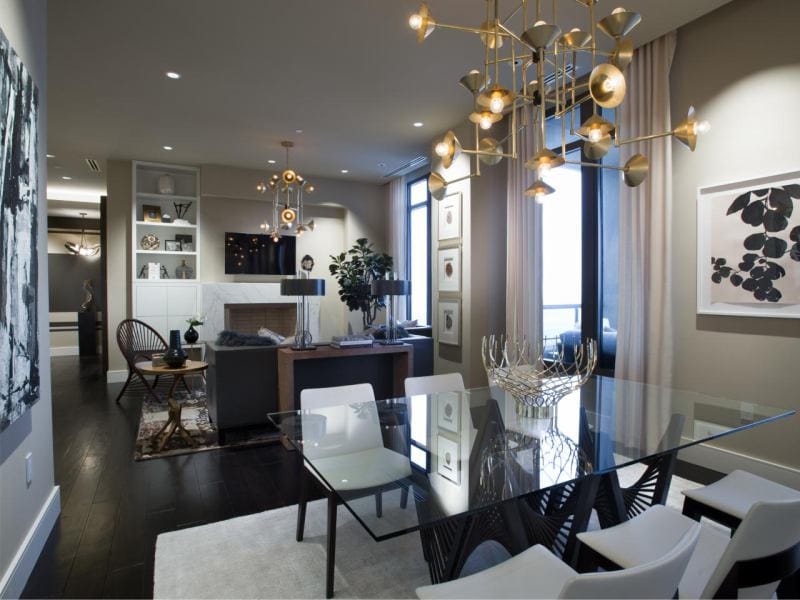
xmin=131 ymin=161 xmax=201 ymax=340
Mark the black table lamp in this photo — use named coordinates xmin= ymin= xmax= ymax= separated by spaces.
xmin=371 ymin=277 xmax=411 ymax=345
xmin=280 ymin=277 xmax=325 ymax=351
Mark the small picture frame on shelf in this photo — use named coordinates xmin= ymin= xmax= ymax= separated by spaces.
xmin=142 ymin=204 xmax=162 ymax=222
xmin=165 ymin=240 xmax=182 ymax=252
xmin=175 ymin=234 xmax=193 ymax=251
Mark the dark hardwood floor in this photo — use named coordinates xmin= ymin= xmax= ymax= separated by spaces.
xmin=22 ymin=356 xmax=315 ymax=599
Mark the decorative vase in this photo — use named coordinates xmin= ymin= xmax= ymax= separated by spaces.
xmin=184 ymin=325 xmax=199 ymax=344
xmin=164 ymin=330 xmax=187 ymax=368
xmin=158 ymin=173 xmax=175 ymax=195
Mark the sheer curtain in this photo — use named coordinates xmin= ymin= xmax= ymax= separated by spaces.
xmin=506 ymin=109 xmax=543 ymax=343
xmin=616 ymin=31 xmax=676 ymax=387
xmin=386 ymin=176 xmax=407 ymax=318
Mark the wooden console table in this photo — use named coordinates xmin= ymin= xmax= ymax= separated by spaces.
xmin=277 ymin=344 xmax=413 ymax=412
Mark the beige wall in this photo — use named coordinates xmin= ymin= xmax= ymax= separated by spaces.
xmin=671 ymin=0 xmax=800 ymax=468
xmin=0 ymin=0 xmax=57 ymax=595
xmin=105 ymin=160 xmax=132 ymax=375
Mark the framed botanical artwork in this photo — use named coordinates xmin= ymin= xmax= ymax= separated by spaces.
xmin=437 ymin=247 xmax=461 ymax=292
xmin=437 ymin=299 xmax=461 ymax=346
xmin=436 ymin=392 xmax=461 ymax=433
xmin=438 ymin=192 xmax=461 ymax=241
xmin=436 ymin=434 xmax=460 ymax=485
xmin=142 ymin=204 xmax=162 ymax=222
xmin=697 ymin=170 xmax=800 ymax=318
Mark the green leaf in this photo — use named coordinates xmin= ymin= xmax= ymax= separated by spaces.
xmin=768 ymin=187 xmax=793 ymax=217
xmin=783 ymin=184 xmax=800 ymax=199
xmin=763 ymin=237 xmax=788 ymax=259
xmin=726 ymin=192 xmax=750 ymax=215
xmin=743 ymin=232 xmax=766 ymax=250
xmin=741 ymin=200 xmax=765 ymax=226
xmin=763 ymin=209 xmax=788 ymax=232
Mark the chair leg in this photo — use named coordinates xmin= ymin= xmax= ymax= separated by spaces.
xmin=135 ymin=370 xmax=162 ymax=403
xmin=296 ymin=469 xmax=308 ymax=542
xmin=375 ymin=491 xmax=383 ymax=518
xmin=115 ymin=370 xmax=133 ymax=403
xmin=182 ymin=377 xmax=192 ymax=395
xmin=400 ymin=485 xmax=409 ymax=509
xmin=153 ymin=375 xmax=160 ymax=390
xmin=326 ymin=491 xmax=337 ymax=599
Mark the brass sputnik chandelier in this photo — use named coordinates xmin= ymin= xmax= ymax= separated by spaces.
xmin=409 ymin=1 xmax=710 ymax=201
xmin=64 ymin=212 xmax=100 ymax=256
xmin=257 ymin=141 xmax=315 ymax=241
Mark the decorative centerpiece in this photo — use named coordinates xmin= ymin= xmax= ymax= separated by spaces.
xmin=184 ymin=315 xmax=204 ymax=344
xmin=164 ymin=330 xmax=187 ymax=368
xmin=481 ymin=334 xmax=597 ymax=418
xmin=329 ymin=238 xmax=393 ymax=330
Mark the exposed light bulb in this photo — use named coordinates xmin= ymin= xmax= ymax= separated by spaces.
xmin=538 ymin=161 xmax=551 ymax=174
xmin=409 ymin=13 xmax=423 ymax=30
xmin=435 ymin=141 xmax=450 ymax=157
xmin=612 ymin=7 xmax=626 ymax=14
xmin=588 ymin=128 xmax=603 ymax=143
xmin=489 ymin=95 xmax=505 ymax=114
xmin=601 ymin=76 xmax=619 ymax=93
xmin=479 ymin=114 xmax=493 ymax=130
xmin=534 ymin=20 xmax=547 ymax=26
xmin=694 ymin=120 xmax=711 ymax=135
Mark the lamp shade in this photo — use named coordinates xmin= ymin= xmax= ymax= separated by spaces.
xmin=280 ymin=278 xmax=325 ymax=296
xmin=371 ymin=279 xmax=411 ymax=296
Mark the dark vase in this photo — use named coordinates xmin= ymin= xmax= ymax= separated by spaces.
xmin=164 ymin=330 xmax=187 ymax=368
xmin=184 ymin=324 xmax=199 ymax=344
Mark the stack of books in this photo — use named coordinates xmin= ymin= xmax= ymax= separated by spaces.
xmin=330 ymin=335 xmax=374 ymax=349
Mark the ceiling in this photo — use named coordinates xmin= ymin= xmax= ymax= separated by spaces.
xmin=47 ymin=0 xmax=731 ymax=205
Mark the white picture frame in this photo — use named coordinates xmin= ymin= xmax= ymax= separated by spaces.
xmin=437 ymin=247 xmax=461 ymax=292
xmin=438 ymin=192 xmax=462 ymax=241
xmin=437 ymin=299 xmax=461 ymax=346
xmin=436 ymin=434 xmax=460 ymax=485
xmin=436 ymin=392 xmax=461 ymax=433
xmin=697 ymin=170 xmax=800 ymax=318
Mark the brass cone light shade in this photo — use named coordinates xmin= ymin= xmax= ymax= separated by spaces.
xmin=560 ymin=28 xmax=591 ymax=48
xmin=433 ymin=130 xmax=462 ymax=169
xmin=478 ymin=137 xmax=504 ymax=165
xmin=611 ymin=38 xmax=634 ymax=70
xmin=589 ymin=63 xmax=627 ymax=108
xmin=459 ymin=70 xmax=489 ymax=95
xmin=479 ymin=20 xmax=504 ymax=48
xmin=476 ymin=84 xmax=515 ymax=113
xmin=583 ymin=134 xmax=612 ymax=160
xmin=524 ymin=178 xmax=556 ymax=199
xmin=411 ymin=3 xmax=436 ymax=43
xmin=623 ymin=153 xmax=649 ymax=187
xmin=673 ymin=107 xmax=702 ymax=151
xmin=428 ymin=172 xmax=447 ymax=200
xmin=526 ymin=148 xmax=565 ymax=172
xmin=469 ymin=109 xmax=502 ymax=128
xmin=577 ymin=114 xmax=615 ymax=140
xmin=521 ymin=22 xmax=561 ymax=49
xmin=597 ymin=9 xmax=642 ymax=39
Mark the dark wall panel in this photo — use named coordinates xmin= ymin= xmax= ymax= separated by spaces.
xmin=47 ymin=254 xmax=103 ymax=313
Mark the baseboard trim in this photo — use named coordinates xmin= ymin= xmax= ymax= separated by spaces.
xmin=0 ymin=486 xmax=61 ymax=599
xmin=680 ymin=443 xmax=800 ymax=489
xmin=49 ymin=346 xmax=79 ymax=357
xmin=106 ymin=369 xmax=128 ymax=384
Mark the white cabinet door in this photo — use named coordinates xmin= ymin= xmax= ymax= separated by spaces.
xmin=168 ymin=314 xmax=192 ymax=335
xmin=142 ymin=316 xmax=169 ymax=341
xmin=167 ymin=286 xmax=198 ymax=316
xmin=136 ymin=286 xmax=168 ymax=317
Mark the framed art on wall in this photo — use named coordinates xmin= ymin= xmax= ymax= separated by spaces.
xmin=438 ymin=192 xmax=461 ymax=241
xmin=697 ymin=170 xmax=800 ymax=318
xmin=436 ymin=392 xmax=461 ymax=433
xmin=436 ymin=434 xmax=460 ymax=485
xmin=437 ymin=299 xmax=461 ymax=345
xmin=437 ymin=247 xmax=461 ymax=292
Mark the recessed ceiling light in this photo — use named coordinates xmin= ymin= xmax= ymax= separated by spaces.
xmin=61 ymin=176 xmax=72 ymax=180
xmin=413 ymin=122 xmax=424 ymax=127
xmin=295 ymin=129 xmax=303 ymax=134
xmin=341 ymin=169 xmax=349 ymax=174
xmin=166 ymin=71 xmax=181 ymax=79
xmin=46 ymin=153 xmax=55 ymax=158
xmin=163 ymin=145 xmax=173 ymax=151
xmin=267 ymin=159 xmax=276 ymax=164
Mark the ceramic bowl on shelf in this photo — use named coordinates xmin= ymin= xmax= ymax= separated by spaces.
xmin=140 ymin=234 xmax=160 ymax=250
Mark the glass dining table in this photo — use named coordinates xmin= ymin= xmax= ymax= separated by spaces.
xmin=268 ymin=376 xmax=793 ymax=595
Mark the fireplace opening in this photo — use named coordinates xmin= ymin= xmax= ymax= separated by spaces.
xmin=224 ymin=303 xmax=296 ymax=337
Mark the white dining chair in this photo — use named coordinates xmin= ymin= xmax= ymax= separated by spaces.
xmin=416 ymin=509 xmax=700 ymax=599
xmin=682 ymin=469 xmax=800 ymax=531
xmin=576 ymin=499 xmax=800 ymax=598
xmin=296 ymin=383 xmax=413 ymax=599
xmin=405 ymin=372 xmax=465 ymax=396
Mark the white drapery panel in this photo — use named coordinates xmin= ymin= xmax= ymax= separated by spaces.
xmin=386 ymin=176 xmax=407 ymax=318
xmin=616 ymin=31 xmax=676 ymax=387
xmin=506 ymin=109 xmax=543 ymax=344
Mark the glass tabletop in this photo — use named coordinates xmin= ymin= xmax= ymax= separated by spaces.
xmin=268 ymin=375 xmax=793 ymax=541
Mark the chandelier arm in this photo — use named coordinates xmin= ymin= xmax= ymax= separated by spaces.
xmin=614 ymin=130 xmax=674 ymax=147
xmin=563 ymin=159 xmax=625 ymax=171
xmin=436 ymin=22 xmax=512 ymax=37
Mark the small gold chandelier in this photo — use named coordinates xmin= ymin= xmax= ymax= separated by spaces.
xmin=410 ymin=1 xmax=710 ymax=200
xmin=64 ymin=212 xmax=100 ymax=256
xmin=257 ymin=141 xmax=315 ymax=241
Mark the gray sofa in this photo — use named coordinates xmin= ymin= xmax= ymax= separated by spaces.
xmin=205 ymin=335 xmax=433 ymax=444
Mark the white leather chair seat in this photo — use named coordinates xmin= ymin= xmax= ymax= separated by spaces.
xmin=416 ymin=544 xmax=575 ymax=599
xmin=677 ymin=524 xmax=731 ymax=599
xmin=682 ymin=470 xmax=800 ymax=521
xmin=310 ymin=446 xmax=412 ymax=491
xmin=577 ymin=505 xmax=697 ymax=568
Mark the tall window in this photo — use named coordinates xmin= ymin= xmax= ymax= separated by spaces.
xmin=406 ymin=176 xmax=431 ymax=324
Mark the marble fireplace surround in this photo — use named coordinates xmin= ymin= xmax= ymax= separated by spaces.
xmin=200 ymin=283 xmax=321 ymax=343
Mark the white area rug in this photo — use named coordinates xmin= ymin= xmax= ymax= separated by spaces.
xmin=154 ymin=472 xmax=701 ymax=599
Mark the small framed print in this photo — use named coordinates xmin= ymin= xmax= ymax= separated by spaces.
xmin=142 ymin=204 xmax=162 ymax=222
xmin=437 ymin=299 xmax=460 ymax=346
xmin=165 ymin=240 xmax=182 ymax=252
xmin=438 ymin=192 xmax=461 ymax=241
xmin=436 ymin=392 xmax=461 ymax=433
xmin=436 ymin=435 xmax=460 ymax=484
xmin=438 ymin=247 xmax=460 ymax=292
xmin=176 ymin=234 xmax=193 ymax=252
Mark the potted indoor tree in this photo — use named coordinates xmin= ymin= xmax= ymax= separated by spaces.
xmin=329 ymin=238 xmax=393 ymax=330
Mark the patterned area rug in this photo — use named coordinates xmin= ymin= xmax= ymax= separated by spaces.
xmin=134 ymin=390 xmax=278 ymax=461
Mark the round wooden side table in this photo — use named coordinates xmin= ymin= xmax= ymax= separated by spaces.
xmin=135 ymin=360 xmax=208 ymax=453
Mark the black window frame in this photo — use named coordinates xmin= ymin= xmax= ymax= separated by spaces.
xmin=405 ymin=174 xmax=432 ymax=325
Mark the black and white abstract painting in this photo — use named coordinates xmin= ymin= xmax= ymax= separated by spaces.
xmin=697 ymin=171 xmax=800 ymax=318
xmin=0 ymin=25 xmax=40 ymax=431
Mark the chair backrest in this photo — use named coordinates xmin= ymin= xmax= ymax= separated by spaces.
xmin=405 ymin=373 xmax=465 ymax=396
xmin=300 ymin=384 xmax=381 ymax=457
xmin=560 ymin=521 xmax=700 ymax=599
xmin=701 ymin=498 xmax=800 ymax=598
xmin=116 ymin=319 xmax=167 ymax=366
